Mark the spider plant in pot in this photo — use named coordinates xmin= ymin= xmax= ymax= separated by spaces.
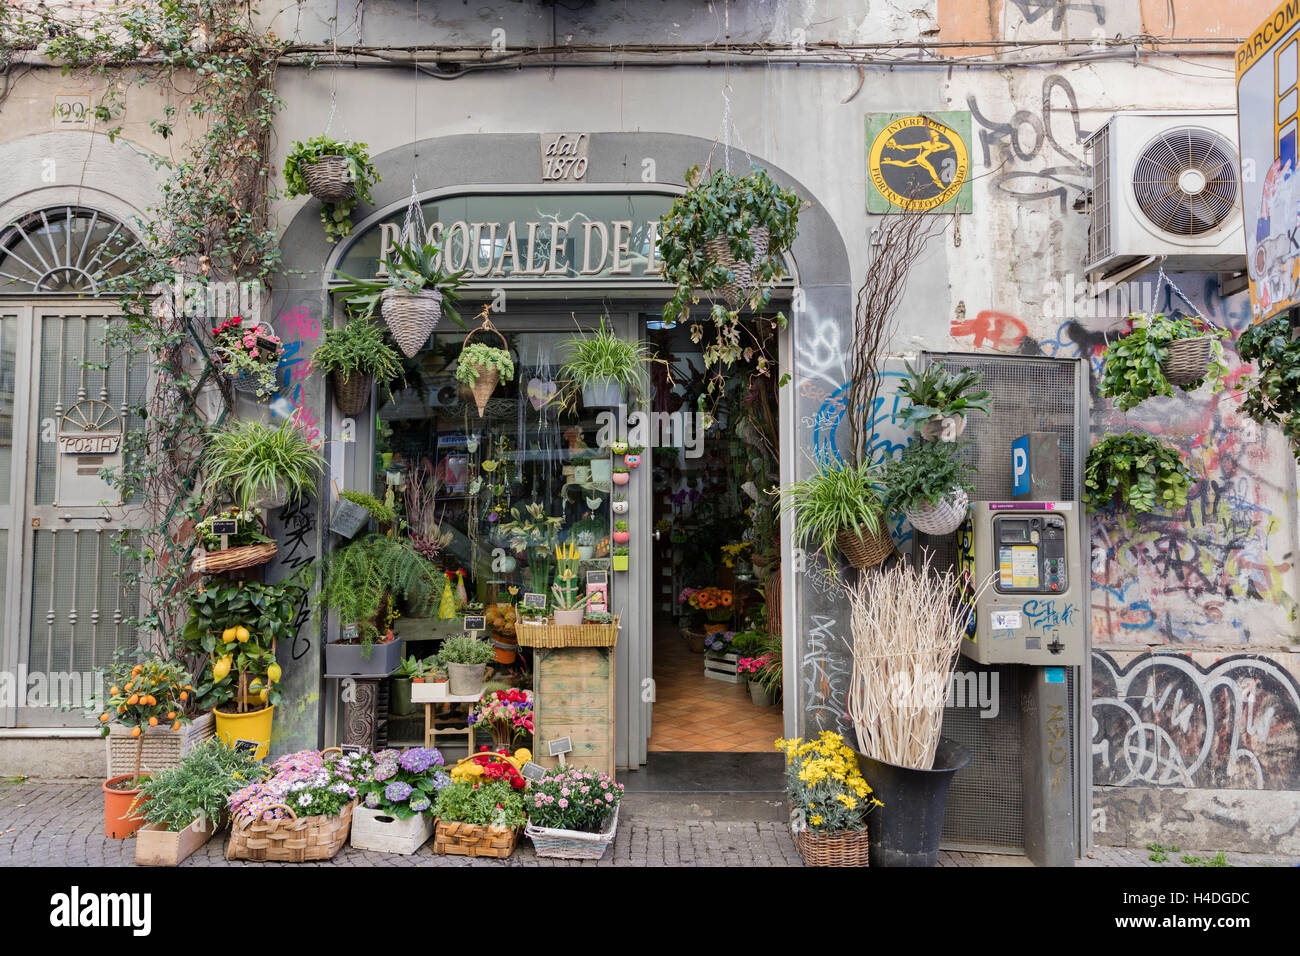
xmin=557 ymin=316 xmax=655 ymax=409
xmin=313 ymin=315 xmax=405 ymax=417
xmin=332 ymin=239 xmax=467 ymax=357
xmin=881 ymin=439 xmax=976 ymax=537
xmin=205 ymin=418 xmax=324 ymax=511
xmin=896 ymin=361 xmax=992 ymax=442
xmin=1098 ymin=312 xmax=1230 ymax=411
xmin=777 ymin=456 xmax=890 ymax=572
xmin=283 ymin=135 xmax=380 ymax=242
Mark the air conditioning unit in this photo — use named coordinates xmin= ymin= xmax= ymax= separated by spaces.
xmin=1085 ymin=111 xmax=1245 ymax=280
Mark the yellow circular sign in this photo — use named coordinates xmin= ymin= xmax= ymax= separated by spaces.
xmin=869 ymin=115 xmax=969 ymax=211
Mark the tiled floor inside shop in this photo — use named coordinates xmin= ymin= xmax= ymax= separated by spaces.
xmin=647 ymin=628 xmax=785 ymax=752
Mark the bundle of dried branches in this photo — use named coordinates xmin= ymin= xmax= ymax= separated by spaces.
xmin=844 ymin=555 xmax=991 ymax=770
xmin=844 ymin=201 xmax=949 ymax=468
xmin=405 ymin=461 xmax=449 ymax=546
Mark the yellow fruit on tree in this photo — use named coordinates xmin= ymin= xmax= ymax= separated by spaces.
xmin=235 ymin=626 xmax=250 ymax=643
xmin=222 ymin=627 xmax=237 ymax=643
xmin=212 ymin=656 xmax=232 ymax=683
xmin=267 ymin=663 xmax=282 ymax=684
xmin=259 ymin=689 xmax=269 ymax=703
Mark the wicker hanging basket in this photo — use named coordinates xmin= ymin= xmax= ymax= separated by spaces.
xmin=332 ymin=371 xmax=373 ymax=416
xmin=462 ymin=318 xmax=510 ymax=417
xmin=191 ymin=541 xmax=277 ymax=575
xmin=834 ymin=521 xmax=894 ymax=570
xmin=704 ymin=225 xmax=769 ymax=308
xmin=905 ymin=488 xmax=970 ymax=537
xmin=794 ymin=826 xmax=871 ymax=867
xmin=301 ymin=155 xmax=356 ymax=204
xmin=1161 ymin=336 xmax=1213 ymax=386
xmin=381 ymin=287 xmax=443 ymax=357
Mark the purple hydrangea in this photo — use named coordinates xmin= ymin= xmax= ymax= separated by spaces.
xmin=384 ymin=781 xmax=414 ymax=802
xmin=398 ymin=747 xmax=442 ymax=773
xmin=431 ymin=771 xmax=452 ymax=790
xmin=372 ymin=761 xmax=397 ymax=783
xmin=364 ymin=791 xmax=381 ymax=809
xmin=409 ymin=794 xmax=431 ymax=813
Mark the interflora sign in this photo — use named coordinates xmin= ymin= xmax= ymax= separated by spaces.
xmin=866 ymin=112 xmax=972 ymax=214
xmin=1237 ymin=0 xmax=1300 ymax=323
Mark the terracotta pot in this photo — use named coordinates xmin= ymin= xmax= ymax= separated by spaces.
xmin=103 ymin=773 xmax=150 ymax=839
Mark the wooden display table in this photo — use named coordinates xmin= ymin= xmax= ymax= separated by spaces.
xmin=413 ymin=682 xmax=480 ymax=758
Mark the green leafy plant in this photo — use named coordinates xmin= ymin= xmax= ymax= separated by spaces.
xmin=1237 ymin=314 xmax=1300 ymax=454
xmin=312 ymin=317 xmax=404 ymax=386
xmin=612 ymin=545 xmax=629 ymax=556
xmin=283 ymin=135 xmax=380 ymax=242
xmin=433 ymin=779 xmax=526 ymax=827
xmin=130 ymin=737 xmax=269 ymax=831
xmin=777 ymin=456 xmax=885 ymax=562
xmin=896 ymin=361 xmax=991 ymax=428
xmin=439 ymin=634 xmax=495 ymax=666
xmin=455 ymin=342 xmax=515 ymax=387
xmin=332 ymin=240 xmax=468 ymax=327
xmin=340 ymin=489 xmax=396 ymax=525
xmin=205 ymin=419 xmax=324 ymax=512
xmin=314 ymin=534 xmax=439 ymax=648
xmin=659 ymin=164 xmax=801 ymax=390
xmin=1083 ymin=433 xmax=1195 ymax=517
xmin=557 ymin=316 xmax=656 ymax=410
xmin=882 ymin=440 xmax=975 ymax=513
xmin=195 ymin=508 xmax=272 ymax=552
xmin=1147 ymin=841 xmax=1181 ymax=863
xmin=730 ymin=629 xmax=770 ymax=657
xmin=1098 ymin=313 xmax=1230 ymax=412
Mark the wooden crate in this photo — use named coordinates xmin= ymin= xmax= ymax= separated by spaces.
xmin=532 ymin=645 xmax=615 ymax=777
xmin=704 ymin=651 xmax=742 ymax=684
xmin=134 ymin=818 xmax=215 ymax=866
xmin=351 ymin=807 xmax=436 ymax=855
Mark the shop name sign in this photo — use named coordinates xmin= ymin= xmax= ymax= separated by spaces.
xmin=376 ymin=217 xmax=664 ymax=281
xmin=57 ymin=433 xmax=120 ymax=454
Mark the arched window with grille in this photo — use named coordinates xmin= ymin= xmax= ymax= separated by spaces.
xmin=0 ymin=206 xmax=139 ymax=295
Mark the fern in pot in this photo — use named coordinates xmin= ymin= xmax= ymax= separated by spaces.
xmin=333 ymin=240 xmax=467 ymax=358
xmin=882 ymin=440 xmax=975 ymax=537
xmin=1083 ymin=432 xmax=1194 ymax=521
xmin=557 ymin=316 xmax=656 ymax=409
xmin=284 ymin=135 xmax=380 ymax=242
xmin=777 ymin=456 xmax=891 ymax=571
xmin=313 ymin=316 xmax=404 ymax=417
xmin=1098 ymin=312 xmax=1230 ymax=411
xmin=205 ymin=418 xmax=324 ymax=511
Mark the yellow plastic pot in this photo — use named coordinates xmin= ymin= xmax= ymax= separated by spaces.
xmin=213 ymin=703 xmax=275 ymax=760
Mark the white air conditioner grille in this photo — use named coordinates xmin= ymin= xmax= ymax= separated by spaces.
xmin=1131 ymin=129 xmax=1238 ymax=236
xmin=1089 ymin=123 xmax=1112 ymax=264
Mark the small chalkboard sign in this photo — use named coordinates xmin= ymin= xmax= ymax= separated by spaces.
xmin=233 ymin=738 xmax=260 ymax=755
xmin=548 ymin=736 xmax=573 ymax=757
xmin=520 ymin=760 xmax=549 ymax=782
xmin=521 ymin=592 xmax=548 ymax=609
xmin=339 ymin=744 xmax=365 ymax=757
xmin=341 ymin=622 xmax=359 ymax=642
xmin=210 ymin=518 xmax=239 ymax=536
xmin=586 ymin=570 xmax=607 ymax=586
xmin=463 ymin=615 xmax=486 ymax=632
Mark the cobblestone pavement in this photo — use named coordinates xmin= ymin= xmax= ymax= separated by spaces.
xmin=1 ymin=779 xmax=1296 ymax=867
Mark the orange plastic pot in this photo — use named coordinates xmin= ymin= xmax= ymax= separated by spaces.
xmin=103 ymin=773 xmax=150 ymax=839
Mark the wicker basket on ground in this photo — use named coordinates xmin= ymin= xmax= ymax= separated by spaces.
xmin=794 ymin=826 xmax=871 ymax=867
xmin=432 ymin=819 xmax=521 ymax=859
xmin=525 ymin=804 xmax=619 ymax=860
xmin=226 ymin=799 xmax=356 ymax=862
xmin=301 ymin=155 xmax=356 ymax=204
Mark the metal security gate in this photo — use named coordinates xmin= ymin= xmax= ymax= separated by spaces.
xmin=0 ymin=301 xmax=145 ymax=728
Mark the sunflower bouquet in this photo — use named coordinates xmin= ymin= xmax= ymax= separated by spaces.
xmin=776 ymin=731 xmax=881 ymax=834
xmin=681 ymin=585 xmax=734 ymax=623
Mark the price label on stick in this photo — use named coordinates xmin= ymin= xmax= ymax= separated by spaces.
xmin=463 ymin=615 xmax=486 ymax=633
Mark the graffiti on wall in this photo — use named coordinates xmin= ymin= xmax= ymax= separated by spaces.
xmin=1092 ymin=651 xmax=1300 ymax=789
xmin=1006 ymin=0 xmax=1106 ymax=30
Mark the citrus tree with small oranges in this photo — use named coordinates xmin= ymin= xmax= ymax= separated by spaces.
xmin=98 ymin=655 xmax=193 ymax=786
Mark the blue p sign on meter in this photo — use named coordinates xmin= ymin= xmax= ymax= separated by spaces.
xmin=1012 ymin=436 xmax=1030 ymax=498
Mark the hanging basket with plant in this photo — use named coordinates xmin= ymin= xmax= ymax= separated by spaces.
xmin=211 ymin=318 xmax=283 ymax=399
xmin=659 ymin=163 xmax=802 ymax=388
xmin=284 ymin=136 xmax=380 ymax=242
xmin=1098 ymin=312 xmax=1230 ymax=411
xmin=882 ymin=439 xmax=975 ymax=537
xmin=1083 ymin=432 xmax=1194 ymax=518
xmin=778 ymin=456 xmax=891 ymax=571
xmin=332 ymin=240 xmax=467 ymax=358
xmin=191 ymin=508 xmax=277 ymax=574
xmin=456 ymin=312 xmax=515 ymax=417
xmin=896 ymin=361 xmax=991 ymax=442
xmin=204 ymin=417 xmax=324 ymax=512
xmin=1235 ymin=314 xmax=1300 ymax=457
xmin=313 ymin=316 xmax=405 ymax=417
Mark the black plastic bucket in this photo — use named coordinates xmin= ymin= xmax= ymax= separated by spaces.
xmin=856 ymin=738 xmax=971 ymax=867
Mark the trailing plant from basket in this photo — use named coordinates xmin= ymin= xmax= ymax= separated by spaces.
xmin=283 ymin=135 xmax=380 ymax=243
xmin=205 ymin=418 xmax=324 ymax=512
xmin=1098 ymin=313 xmax=1230 ymax=411
xmin=881 ymin=439 xmax=975 ymax=514
xmin=129 ymin=737 xmax=269 ymax=831
xmin=659 ymin=164 xmax=802 ymax=392
xmin=895 ymin=361 xmax=991 ymax=430
xmin=777 ymin=731 xmax=881 ymax=834
xmin=1237 ymin=314 xmax=1300 ymax=454
xmin=339 ymin=489 xmax=396 ymax=525
xmin=228 ymin=750 xmax=360 ymax=821
xmin=777 ymin=455 xmax=885 ymax=564
xmin=357 ymin=747 xmax=451 ymax=819
xmin=1083 ymin=432 xmax=1194 ymax=517
xmin=332 ymin=240 xmax=468 ymax=327
xmin=195 ymin=508 xmax=273 ymax=552
xmin=556 ymin=316 xmax=659 ymax=411
xmin=312 ymin=316 xmax=405 ymax=388
xmin=439 ymin=634 xmax=496 ymax=666
xmin=528 ymin=766 xmax=625 ymax=832
xmin=434 ymin=779 xmax=527 ymax=827
xmin=211 ymin=317 xmax=283 ymax=398
xmin=455 ymin=342 xmax=516 ymax=388
xmin=97 ymin=653 xmax=194 ymax=787
xmin=314 ymin=534 xmax=439 ymax=648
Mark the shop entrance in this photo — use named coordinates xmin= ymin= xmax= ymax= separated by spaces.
xmin=641 ymin=319 xmax=783 ymax=754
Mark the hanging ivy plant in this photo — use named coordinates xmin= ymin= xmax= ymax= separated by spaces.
xmin=1098 ymin=312 xmax=1230 ymax=412
xmin=1083 ymin=432 xmax=1194 ymax=517
xmin=658 ymin=164 xmax=801 ymax=395
xmin=284 ymin=135 xmax=380 ymax=243
xmin=1237 ymin=313 xmax=1300 ymax=454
